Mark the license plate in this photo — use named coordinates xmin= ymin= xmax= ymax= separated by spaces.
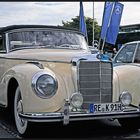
xmin=89 ymin=103 xmax=123 ymax=113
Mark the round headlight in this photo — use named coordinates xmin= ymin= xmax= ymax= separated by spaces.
xmin=119 ymin=91 xmax=132 ymax=106
xmin=71 ymin=93 xmax=83 ymax=108
xmin=32 ymin=72 xmax=58 ymax=99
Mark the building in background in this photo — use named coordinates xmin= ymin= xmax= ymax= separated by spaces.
xmin=117 ymin=24 xmax=140 ymax=48
xmin=104 ymin=24 xmax=140 ymax=58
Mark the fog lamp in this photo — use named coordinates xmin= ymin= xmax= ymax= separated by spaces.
xmin=119 ymin=91 xmax=132 ymax=106
xmin=71 ymin=93 xmax=83 ymax=108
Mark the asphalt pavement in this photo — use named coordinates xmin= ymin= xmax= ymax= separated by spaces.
xmin=0 ymin=123 xmax=16 ymax=138
xmin=1 ymin=106 xmax=140 ymax=139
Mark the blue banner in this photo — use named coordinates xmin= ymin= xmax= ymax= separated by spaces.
xmin=106 ymin=2 xmax=124 ymax=44
xmin=79 ymin=1 xmax=88 ymax=39
xmin=100 ymin=2 xmax=124 ymax=45
xmin=100 ymin=2 xmax=115 ymax=40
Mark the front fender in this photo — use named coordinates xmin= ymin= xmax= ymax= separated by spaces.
xmin=113 ymin=65 xmax=140 ymax=106
xmin=3 ymin=63 xmax=67 ymax=113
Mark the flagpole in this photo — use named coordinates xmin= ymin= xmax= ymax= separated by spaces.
xmin=101 ymin=2 xmax=116 ymax=51
xmin=98 ymin=2 xmax=106 ymax=53
xmin=93 ymin=2 xmax=94 ymax=48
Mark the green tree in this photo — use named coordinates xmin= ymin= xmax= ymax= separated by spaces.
xmin=62 ymin=16 xmax=101 ymax=46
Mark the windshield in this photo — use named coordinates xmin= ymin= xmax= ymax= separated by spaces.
xmin=113 ymin=43 xmax=137 ymax=63
xmin=8 ymin=29 xmax=88 ymax=51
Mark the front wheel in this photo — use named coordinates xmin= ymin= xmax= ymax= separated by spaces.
xmin=14 ymin=86 xmax=28 ymax=135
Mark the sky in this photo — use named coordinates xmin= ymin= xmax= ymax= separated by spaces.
xmin=0 ymin=2 xmax=140 ymax=27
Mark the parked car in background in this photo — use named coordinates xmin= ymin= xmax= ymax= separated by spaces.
xmin=113 ymin=41 xmax=140 ymax=63
xmin=113 ymin=41 xmax=140 ymax=128
xmin=0 ymin=25 xmax=140 ymax=136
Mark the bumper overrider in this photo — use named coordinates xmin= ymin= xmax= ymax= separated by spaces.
xmin=19 ymin=100 xmax=140 ymax=124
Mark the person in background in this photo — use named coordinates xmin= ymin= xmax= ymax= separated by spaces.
xmin=112 ymin=47 xmax=117 ymax=58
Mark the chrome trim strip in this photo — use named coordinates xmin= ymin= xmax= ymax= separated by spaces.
xmin=99 ymin=61 xmax=101 ymax=102
xmin=27 ymin=61 xmax=44 ymax=69
xmin=5 ymin=33 xmax=9 ymax=53
xmin=0 ymin=56 xmax=71 ymax=64
xmin=77 ymin=60 xmax=80 ymax=92
xmin=19 ymin=111 xmax=140 ymax=123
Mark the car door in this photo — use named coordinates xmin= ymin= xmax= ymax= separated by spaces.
xmin=0 ymin=35 xmax=8 ymax=106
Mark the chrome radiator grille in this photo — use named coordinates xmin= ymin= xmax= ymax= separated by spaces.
xmin=78 ymin=61 xmax=113 ymax=109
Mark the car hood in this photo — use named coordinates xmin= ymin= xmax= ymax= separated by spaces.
xmin=5 ymin=49 xmax=91 ymax=63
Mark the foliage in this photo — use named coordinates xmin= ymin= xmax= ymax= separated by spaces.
xmin=62 ymin=16 xmax=101 ymax=46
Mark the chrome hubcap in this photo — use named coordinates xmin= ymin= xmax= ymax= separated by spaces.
xmin=16 ymin=98 xmax=25 ymax=127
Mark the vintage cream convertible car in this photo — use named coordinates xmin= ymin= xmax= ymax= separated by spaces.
xmin=0 ymin=25 xmax=140 ymax=135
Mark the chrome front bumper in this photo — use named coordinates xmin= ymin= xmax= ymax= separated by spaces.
xmin=19 ymin=105 xmax=140 ymax=125
xmin=19 ymin=110 xmax=140 ymax=124
xmin=19 ymin=101 xmax=140 ymax=124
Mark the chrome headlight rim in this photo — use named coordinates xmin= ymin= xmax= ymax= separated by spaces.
xmin=32 ymin=71 xmax=58 ymax=99
xmin=119 ymin=91 xmax=132 ymax=106
xmin=70 ymin=92 xmax=83 ymax=108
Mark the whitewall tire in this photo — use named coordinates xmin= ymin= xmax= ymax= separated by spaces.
xmin=14 ymin=86 xmax=28 ymax=135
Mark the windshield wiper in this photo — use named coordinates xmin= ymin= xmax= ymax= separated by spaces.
xmin=57 ymin=44 xmax=81 ymax=50
xmin=39 ymin=45 xmax=56 ymax=48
